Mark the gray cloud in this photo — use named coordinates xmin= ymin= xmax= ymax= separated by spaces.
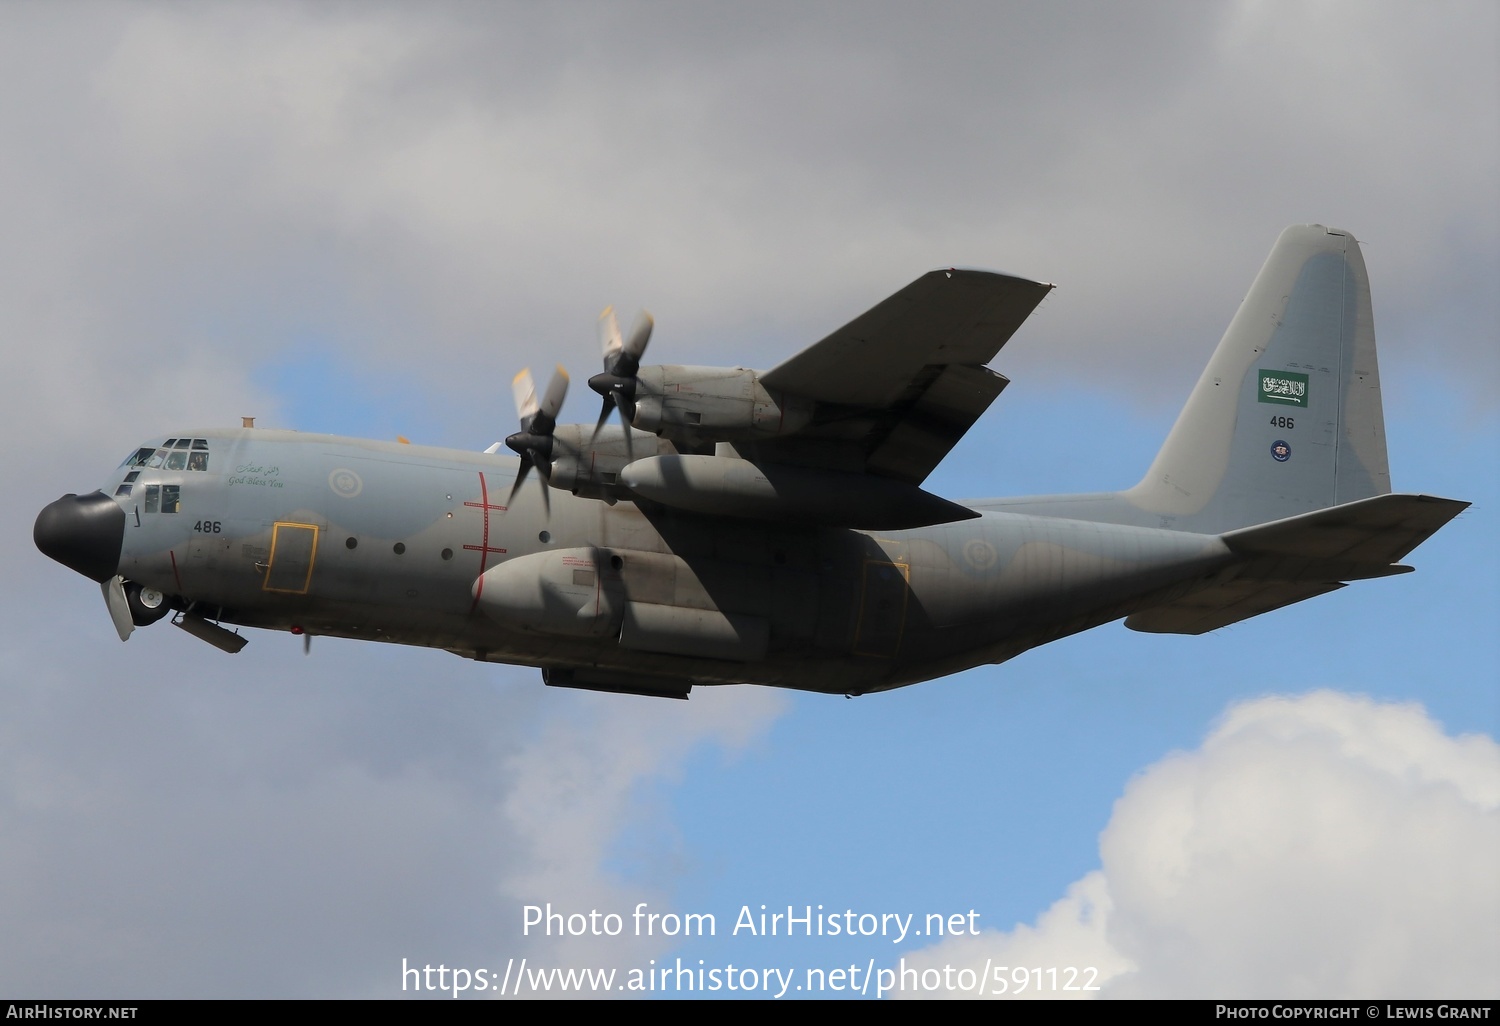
xmin=4 ymin=3 xmax=1492 ymax=428
xmin=0 ymin=618 xmax=784 ymax=996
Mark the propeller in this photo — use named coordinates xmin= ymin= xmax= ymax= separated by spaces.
xmin=505 ymin=365 xmax=569 ymax=516
xmin=588 ymin=307 xmax=653 ymax=457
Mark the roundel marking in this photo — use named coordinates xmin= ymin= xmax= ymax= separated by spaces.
xmin=963 ymin=538 xmax=997 ymax=570
xmin=329 ymin=468 xmax=364 ymax=498
xmin=1270 ymin=439 xmax=1291 ymax=463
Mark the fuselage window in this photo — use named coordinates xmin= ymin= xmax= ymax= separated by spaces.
xmin=144 ymin=485 xmax=160 ymax=514
xmin=188 ymin=451 xmax=208 ymax=471
xmin=191 ymin=438 xmax=208 ymax=450
xmin=172 ymin=438 xmax=190 ymax=449
xmin=166 ymin=451 xmax=188 ymax=471
xmin=145 ymin=449 xmax=166 ymax=469
xmin=124 ymin=471 xmax=139 ymax=483
xmin=115 ymin=484 xmax=132 ymax=497
xmin=122 ymin=447 xmax=156 ymax=468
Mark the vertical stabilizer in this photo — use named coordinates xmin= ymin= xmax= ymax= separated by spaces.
xmin=1125 ymin=225 xmax=1390 ymax=533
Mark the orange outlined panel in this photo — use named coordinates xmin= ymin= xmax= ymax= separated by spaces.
xmin=263 ymin=522 xmax=319 ymax=594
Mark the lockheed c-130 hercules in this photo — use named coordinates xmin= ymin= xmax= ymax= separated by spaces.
xmin=35 ymin=225 xmax=1467 ymax=699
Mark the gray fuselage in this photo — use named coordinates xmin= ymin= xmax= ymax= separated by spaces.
xmin=102 ymin=428 xmax=1230 ymax=694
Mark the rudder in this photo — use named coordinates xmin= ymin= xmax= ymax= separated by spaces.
xmin=1125 ymin=224 xmax=1390 ymax=533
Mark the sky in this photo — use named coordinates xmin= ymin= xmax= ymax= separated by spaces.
xmin=2 ymin=0 xmax=1496 ymax=1000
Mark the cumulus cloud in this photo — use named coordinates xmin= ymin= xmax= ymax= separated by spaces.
xmin=897 ymin=692 xmax=1500 ymax=998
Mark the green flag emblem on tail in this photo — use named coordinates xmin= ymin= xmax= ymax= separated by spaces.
xmin=1259 ymin=370 xmax=1309 ymax=407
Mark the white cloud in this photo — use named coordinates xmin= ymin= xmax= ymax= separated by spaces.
xmin=897 ymin=691 xmax=1500 ymax=998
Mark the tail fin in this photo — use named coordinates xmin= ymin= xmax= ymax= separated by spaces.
xmin=1125 ymin=225 xmax=1390 ymax=533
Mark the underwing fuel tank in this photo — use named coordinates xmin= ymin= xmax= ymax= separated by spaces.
xmin=618 ymin=454 xmax=978 ymax=530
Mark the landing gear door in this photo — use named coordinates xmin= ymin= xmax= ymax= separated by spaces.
xmin=853 ymin=560 xmax=909 ymax=657
xmin=263 ymin=522 xmax=319 ymax=594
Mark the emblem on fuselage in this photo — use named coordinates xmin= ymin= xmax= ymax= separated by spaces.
xmin=962 ymin=538 xmax=997 ymax=571
xmin=328 ymin=468 xmax=363 ymax=498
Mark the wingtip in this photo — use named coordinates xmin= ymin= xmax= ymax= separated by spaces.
xmin=933 ymin=266 xmax=1057 ymax=291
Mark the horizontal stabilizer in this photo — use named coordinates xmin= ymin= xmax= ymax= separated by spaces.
xmin=1126 ymin=493 xmax=1466 ymax=635
xmin=1219 ymin=493 xmax=1469 ymax=564
xmin=1126 ymin=580 xmax=1347 ymax=635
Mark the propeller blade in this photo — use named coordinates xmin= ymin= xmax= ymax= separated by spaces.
xmin=512 ymin=368 xmax=539 ymax=426
xmin=507 ymin=457 xmax=532 ymax=506
xmin=593 ymin=395 xmax=614 ymax=439
xmin=622 ymin=310 xmax=653 ymax=364
xmin=598 ymin=306 xmax=623 ymax=370
xmin=539 ymin=365 xmax=569 ymax=422
xmin=101 ymin=575 xmax=133 ymax=642
xmin=535 ymin=461 xmax=552 ymax=518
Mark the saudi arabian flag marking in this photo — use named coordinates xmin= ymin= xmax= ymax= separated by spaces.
xmin=1259 ymin=370 xmax=1309 ymax=407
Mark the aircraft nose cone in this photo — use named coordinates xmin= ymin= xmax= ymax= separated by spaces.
xmin=35 ymin=491 xmax=125 ymax=583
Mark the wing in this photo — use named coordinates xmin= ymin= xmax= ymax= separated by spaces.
xmin=751 ymin=269 xmax=1052 ymax=484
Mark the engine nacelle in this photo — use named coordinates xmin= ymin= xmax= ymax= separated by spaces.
xmin=472 ymin=548 xmax=621 ymax=638
xmin=473 ymin=546 xmax=772 ymax=662
xmin=546 ymin=425 xmax=675 ymax=501
xmin=631 ymin=365 xmax=814 ymax=444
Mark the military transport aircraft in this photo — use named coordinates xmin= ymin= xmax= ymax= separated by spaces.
xmin=35 ymin=225 xmax=1467 ymax=698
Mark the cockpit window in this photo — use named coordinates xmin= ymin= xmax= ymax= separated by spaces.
xmin=143 ymin=484 xmax=180 ymax=514
xmin=123 ymin=438 xmax=212 ymax=474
